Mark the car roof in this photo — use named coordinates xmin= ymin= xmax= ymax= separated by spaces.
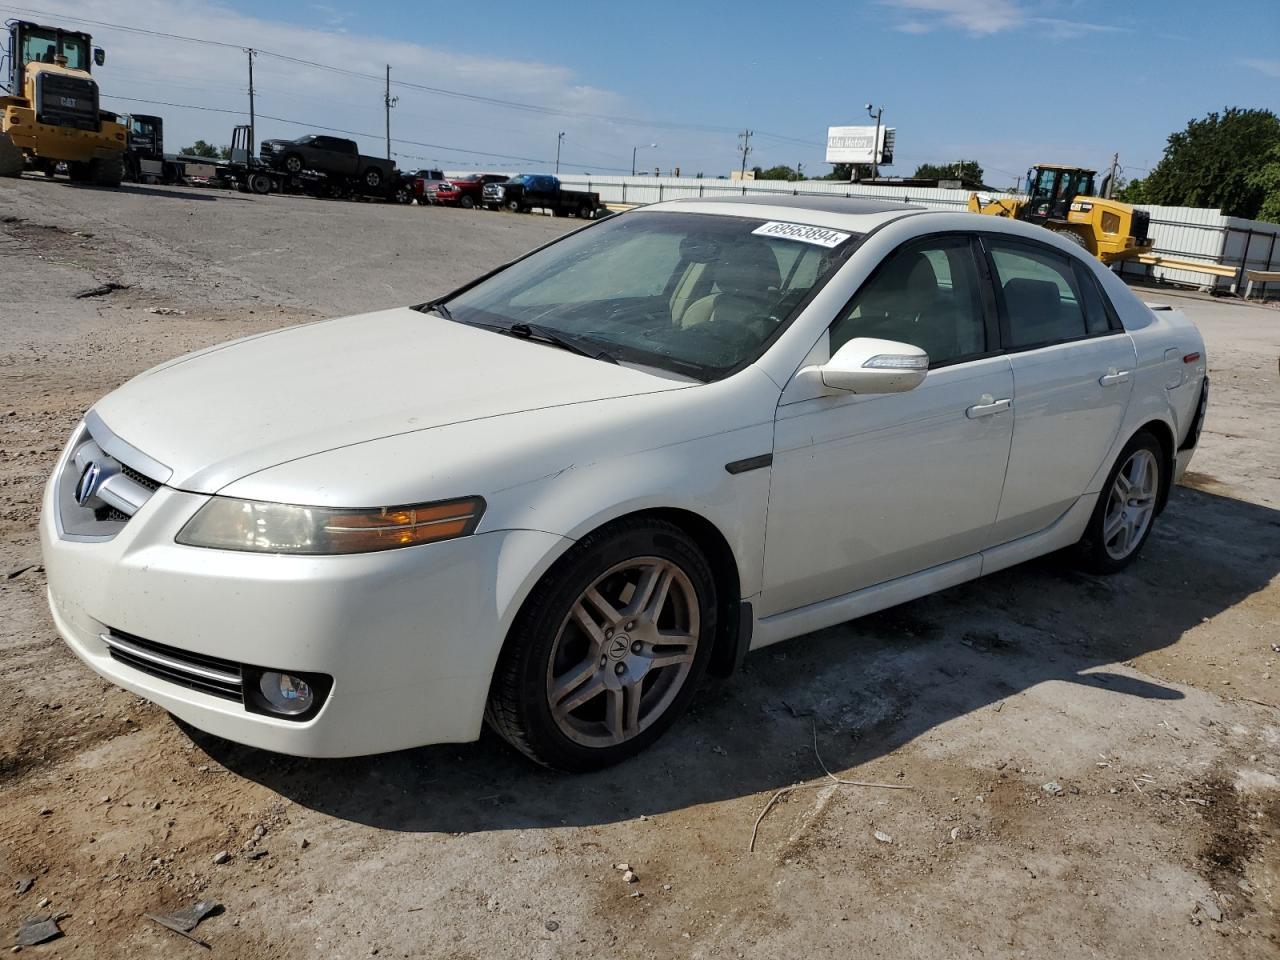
xmin=644 ymin=194 xmax=926 ymax=232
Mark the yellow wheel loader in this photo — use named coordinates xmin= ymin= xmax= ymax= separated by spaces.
xmin=968 ymin=164 xmax=1153 ymax=264
xmin=0 ymin=19 xmax=126 ymax=185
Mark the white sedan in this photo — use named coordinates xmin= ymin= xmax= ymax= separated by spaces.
xmin=40 ymin=196 xmax=1208 ymax=770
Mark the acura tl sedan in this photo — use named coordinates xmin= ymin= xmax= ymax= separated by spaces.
xmin=41 ymin=196 xmax=1208 ymax=771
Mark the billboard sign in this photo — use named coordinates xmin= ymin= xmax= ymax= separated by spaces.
xmin=825 ymin=125 xmax=895 ymax=165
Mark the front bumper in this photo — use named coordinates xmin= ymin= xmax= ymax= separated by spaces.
xmin=40 ymin=436 xmax=569 ymax=757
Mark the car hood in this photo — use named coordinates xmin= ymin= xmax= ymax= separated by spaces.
xmin=91 ymin=307 xmax=688 ymax=494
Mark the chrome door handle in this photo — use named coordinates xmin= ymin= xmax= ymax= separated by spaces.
xmin=1099 ymin=369 xmax=1132 ymax=387
xmin=966 ymin=397 xmax=1011 ymax=418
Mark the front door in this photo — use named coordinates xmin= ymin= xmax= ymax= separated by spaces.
xmin=760 ymin=235 xmax=1015 ymax=617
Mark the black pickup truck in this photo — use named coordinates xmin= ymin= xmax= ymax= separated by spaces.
xmin=482 ymin=174 xmax=602 ymax=218
xmin=258 ymin=134 xmax=396 ymax=194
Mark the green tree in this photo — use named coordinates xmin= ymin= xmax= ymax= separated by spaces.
xmin=1247 ymin=143 xmax=1280 ymax=223
xmin=180 ymin=139 xmax=225 ymax=159
xmin=817 ymin=163 xmax=857 ymax=181
xmin=1116 ymin=176 xmax=1152 ymax=205
xmin=913 ymin=160 xmax=985 ymax=183
xmin=1138 ymin=107 xmax=1280 ymax=218
xmin=757 ymin=164 xmax=798 ymax=181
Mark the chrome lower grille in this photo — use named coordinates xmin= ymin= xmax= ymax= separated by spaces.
xmin=102 ymin=630 xmax=244 ymax=702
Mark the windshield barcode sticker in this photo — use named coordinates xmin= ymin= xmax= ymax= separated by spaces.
xmin=751 ymin=221 xmax=851 ymax=248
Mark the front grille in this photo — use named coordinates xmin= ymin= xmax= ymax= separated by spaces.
xmin=35 ymin=73 xmax=99 ymax=131
xmin=119 ymin=463 xmax=161 ymax=492
xmin=103 ymin=629 xmax=243 ymax=702
xmin=55 ymin=418 xmax=166 ymax=539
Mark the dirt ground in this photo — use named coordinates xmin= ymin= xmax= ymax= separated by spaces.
xmin=1 ymin=178 xmax=1276 ymax=959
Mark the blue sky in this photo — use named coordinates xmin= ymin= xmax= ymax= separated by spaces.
xmin=13 ymin=0 xmax=1280 ymax=184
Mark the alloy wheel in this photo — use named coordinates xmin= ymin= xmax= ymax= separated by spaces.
xmin=1102 ymin=448 xmax=1158 ymax=560
xmin=546 ymin=556 xmax=699 ymax=747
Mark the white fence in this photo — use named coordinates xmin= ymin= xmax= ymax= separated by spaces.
xmin=547 ymin=174 xmax=1280 ymax=300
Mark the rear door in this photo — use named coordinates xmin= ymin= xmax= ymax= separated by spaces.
xmin=982 ymin=236 xmax=1136 ymax=543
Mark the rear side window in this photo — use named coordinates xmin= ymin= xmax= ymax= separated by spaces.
xmin=1073 ymin=262 xmax=1118 ymax=335
xmin=988 ymin=241 xmax=1087 ymax=348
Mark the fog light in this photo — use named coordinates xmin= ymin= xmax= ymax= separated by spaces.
xmin=258 ymin=671 xmax=314 ymax=715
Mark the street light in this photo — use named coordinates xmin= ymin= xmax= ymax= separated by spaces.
xmin=555 ymin=131 xmax=565 ymax=174
xmin=865 ymin=103 xmax=884 ymax=181
xmin=632 ymin=142 xmax=657 ymax=176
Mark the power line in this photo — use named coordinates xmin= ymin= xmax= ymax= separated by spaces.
xmin=100 ymin=92 xmax=632 ymax=170
xmin=0 ymin=2 xmax=822 ymax=144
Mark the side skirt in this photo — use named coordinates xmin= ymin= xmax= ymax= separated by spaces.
xmin=751 ymin=493 xmax=1098 ymax=650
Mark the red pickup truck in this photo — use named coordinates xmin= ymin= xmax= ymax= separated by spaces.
xmin=446 ymin=173 xmax=509 ymax=209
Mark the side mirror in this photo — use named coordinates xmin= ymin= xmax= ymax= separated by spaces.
xmin=93 ymin=48 xmax=105 ymax=67
xmin=811 ymin=337 xmax=928 ymax=394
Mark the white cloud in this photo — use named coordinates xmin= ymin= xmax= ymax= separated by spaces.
xmin=883 ymin=0 xmax=1122 ymax=38
xmin=1243 ymin=58 xmax=1280 ymax=79
xmin=883 ymin=0 xmax=1027 ymax=35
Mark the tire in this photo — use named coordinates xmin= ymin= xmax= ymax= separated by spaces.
xmin=283 ymin=153 xmax=304 ymax=175
xmin=393 ymin=182 xmax=413 ymax=204
xmin=578 ymin=205 xmax=593 ymax=220
xmin=486 ymin=517 xmax=718 ymax=771
xmin=89 ymin=155 xmax=123 ymax=188
xmin=1051 ymin=226 xmax=1090 ymax=252
xmin=247 ymin=171 xmax=272 ymax=195
xmin=362 ymin=167 xmax=383 ymax=190
xmin=506 ymin=198 xmax=522 ymax=213
xmin=1074 ymin=430 xmax=1163 ymax=574
xmin=0 ymin=133 xmax=22 ymax=178
xmin=459 ymin=195 xmax=475 ymax=209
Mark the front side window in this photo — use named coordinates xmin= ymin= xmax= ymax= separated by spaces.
xmin=21 ymin=30 xmax=87 ymax=70
xmin=988 ymin=241 xmax=1087 ymax=348
xmin=443 ymin=212 xmax=860 ymax=379
xmin=830 ymin=236 xmax=988 ymax=368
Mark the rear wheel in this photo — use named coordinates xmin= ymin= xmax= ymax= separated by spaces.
xmin=90 ymin=155 xmax=123 ymax=188
xmin=577 ymin=204 xmax=594 ymax=220
xmin=1075 ymin=431 xmax=1163 ymax=574
xmin=362 ymin=167 xmax=384 ymax=191
xmin=486 ymin=517 xmax=717 ymax=771
xmin=247 ymin=171 xmax=272 ymax=195
xmin=1050 ymin=226 xmax=1090 ymax=253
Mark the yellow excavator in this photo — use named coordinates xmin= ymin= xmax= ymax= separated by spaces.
xmin=968 ymin=164 xmax=1152 ymax=264
xmin=0 ymin=19 xmax=126 ymax=185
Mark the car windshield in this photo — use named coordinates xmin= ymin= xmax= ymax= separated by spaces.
xmin=441 ymin=211 xmax=860 ymax=380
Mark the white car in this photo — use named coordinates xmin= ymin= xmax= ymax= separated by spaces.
xmin=40 ymin=197 xmax=1209 ymax=770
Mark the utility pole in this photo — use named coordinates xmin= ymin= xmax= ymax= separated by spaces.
xmin=384 ymin=64 xmax=398 ymax=162
xmin=246 ymin=48 xmax=256 ymax=158
xmin=1104 ymin=152 xmax=1119 ymax=198
xmin=865 ymin=103 xmax=884 ymax=180
xmin=555 ymin=131 xmax=565 ymax=174
xmin=737 ymin=129 xmax=753 ymax=179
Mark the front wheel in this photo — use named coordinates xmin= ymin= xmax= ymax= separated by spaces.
xmin=1074 ymin=431 xmax=1163 ymax=574
xmin=486 ymin=518 xmax=717 ymax=771
xmin=459 ymin=195 xmax=475 ymax=209
xmin=283 ymin=154 xmax=304 ymax=175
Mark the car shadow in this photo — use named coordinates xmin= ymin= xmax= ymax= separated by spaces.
xmin=191 ymin=485 xmax=1280 ymax=832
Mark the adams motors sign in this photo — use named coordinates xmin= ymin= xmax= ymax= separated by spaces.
xmin=825 ymin=125 xmax=896 ymax=165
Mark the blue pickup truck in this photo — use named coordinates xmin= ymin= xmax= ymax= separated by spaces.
xmin=482 ymin=174 xmax=602 ymax=218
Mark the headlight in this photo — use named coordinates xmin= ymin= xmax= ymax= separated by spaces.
xmin=176 ymin=495 xmax=485 ymax=554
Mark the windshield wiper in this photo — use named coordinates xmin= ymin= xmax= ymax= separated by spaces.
xmin=427 ymin=300 xmax=454 ymax=322
xmin=506 ymin=322 xmax=618 ymax=364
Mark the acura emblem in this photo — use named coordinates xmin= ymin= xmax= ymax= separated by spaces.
xmin=74 ymin=461 xmax=102 ymax=506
